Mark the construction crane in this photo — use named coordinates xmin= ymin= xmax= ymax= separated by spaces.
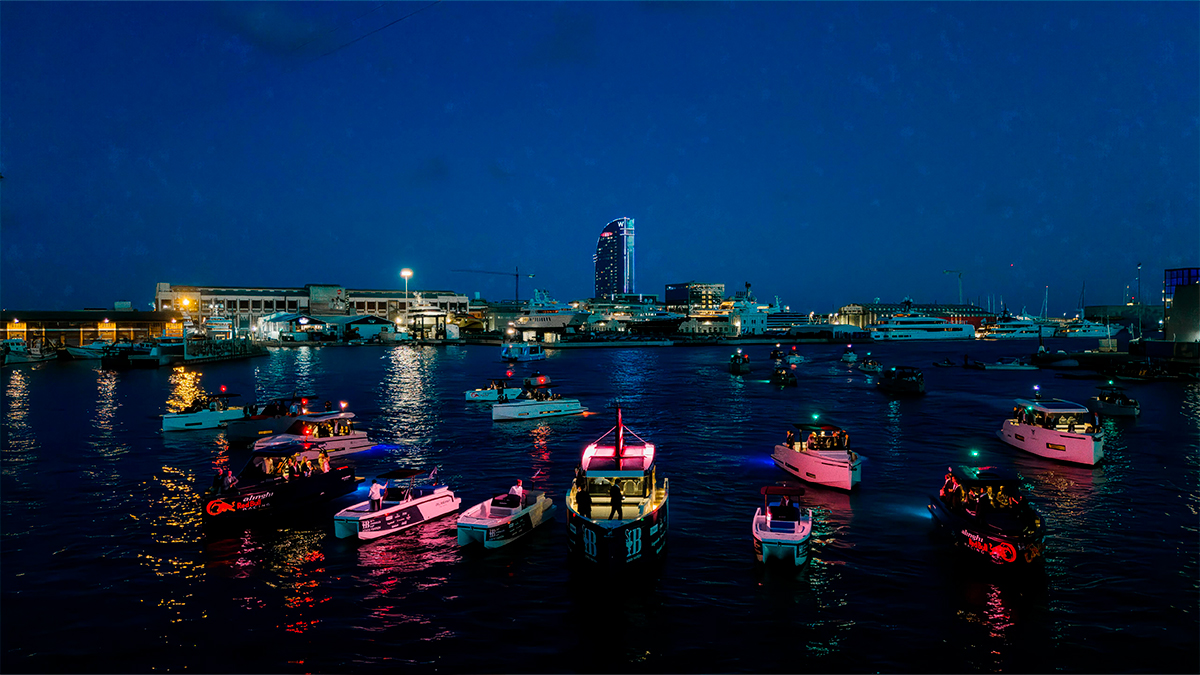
xmin=452 ymin=267 xmax=535 ymax=303
xmin=944 ymin=270 xmax=963 ymax=305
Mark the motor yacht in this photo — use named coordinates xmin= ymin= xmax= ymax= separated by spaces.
xmin=997 ymin=391 xmax=1103 ymax=465
xmin=334 ymin=468 xmax=460 ymax=540
xmin=977 ymin=315 xmax=1056 ymax=340
xmin=1086 ymin=385 xmax=1140 ymax=417
xmin=501 ymin=341 xmax=546 ymax=362
xmin=729 ymin=349 xmax=752 ymax=375
xmin=868 ymin=315 xmax=975 ymax=341
xmin=253 ymin=411 xmax=374 ymax=458
xmin=566 ymin=408 xmax=669 ymax=567
xmin=928 ymin=466 xmax=1045 ymax=567
xmin=877 ymin=366 xmax=926 ymax=394
xmin=1055 ymin=319 xmax=1122 ymax=339
xmin=457 ymin=482 xmax=557 ymax=548
xmin=162 ymin=391 xmax=244 ymax=431
xmin=514 ymin=289 xmax=579 ymax=331
xmin=201 ymin=443 xmax=357 ymax=524
xmin=752 ymin=484 xmax=812 ymax=566
xmin=772 ymin=422 xmax=864 ymax=491
xmin=464 ymin=379 xmax=523 ymax=401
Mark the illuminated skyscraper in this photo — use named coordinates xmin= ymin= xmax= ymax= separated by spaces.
xmin=593 ymin=217 xmax=635 ymax=299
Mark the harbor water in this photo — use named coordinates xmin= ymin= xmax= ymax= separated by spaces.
xmin=2 ymin=341 xmax=1197 ymax=673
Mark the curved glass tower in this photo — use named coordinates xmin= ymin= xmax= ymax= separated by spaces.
xmin=593 ymin=217 xmax=635 ymax=299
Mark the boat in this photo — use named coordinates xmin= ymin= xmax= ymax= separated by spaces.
xmin=752 ymin=484 xmax=812 ymax=566
xmin=971 ymin=357 xmax=1038 ymax=371
xmin=858 ymin=358 xmax=882 ymax=373
xmin=840 ymin=345 xmax=858 ymax=363
xmin=2 ymin=337 xmax=59 ymax=365
xmin=162 ymin=391 xmax=244 ymax=431
xmin=200 ymin=443 xmax=358 ymax=524
xmin=625 ymin=310 xmax=687 ymax=335
xmin=513 ymin=289 xmax=580 ymax=331
xmin=457 ymin=481 xmax=557 ymax=548
xmin=729 ymin=348 xmax=752 ymax=375
xmin=566 ymin=408 xmax=669 ymax=567
xmin=928 ymin=466 xmax=1045 ymax=567
xmin=501 ymin=341 xmax=546 ymax=362
xmin=464 ymin=379 xmax=523 ymax=401
xmin=770 ymin=365 xmax=798 ymax=387
xmin=997 ymin=392 xmax=1103 ymax=465
xmin=1086 ymin=385 xmax=1140 ymax=417
xmin=769 ymin=345 xmax=784 ymax=360
xmin=784 ymin=346 xmax=805 ymax=365
xmin=932 ymin=358 xmax=957 ymax=368
xmin=868 ymin=315 xmax=976 ymax=341
xmin=492 ymin=390 xmax=587 ymax=421
xmin=225 ymin=394 xmax=322 ymax=445
xmin=253 ymin=411 xmax=374 ymax=458
xmin=522 ymin=372 xmax=553 ymax=389
xmin=876 ymin=366 xmax=926 ymax=394
xmin=1055 ymin=319 xmax=1122 ymax=339
xmin=334 ymin=468 xmax=460 ymax=540
xmin=977 ymin=314 xmax=1056 ymax=340
xmin=772 ymin=422 xmax=865 ymax=491
xmin=64 ymin=339 xmax=119 ymax=359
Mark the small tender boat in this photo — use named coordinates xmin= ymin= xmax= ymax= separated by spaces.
xmin=972 ymin=357 xmax=1038 ymax=371
xmin=457 ymin=482 xmax=557 ymax=548
xmin=932 ymin=358 xmax=957 ymax=368
xmin=162 ymin=391 xmax=244 ymax=431
xmin=729 ymin=349 xmax=752 ymax=375
xmin=225 ymin=394 xmax=322 ymax=445
xmin=752 ymin=484 xmax=812 ymax=566
xmin=566 ymin=408 xmax=669 ymax=567
xmin=772 ymin=422 xmax=865 ymax=491
xmin=858 ymin=358 xmax=882 ymax=373
xmin=1086 ymin=385 xmax=1140 ymax=417
xmin=997 ymin=391 xmax=1103 ymax=465
xmin=492 ymin=391 xmax=587 ymax=421
xmin=840 ymin=345 xmax=858 ymax=363
xmin=201 ymin=444 xmax=357 ymax=524
xmin=770 ymin=365 xmax=798 ymax=387
xmin=334 ymin=468 xmax=460 ymax=541
xmin=501 ymin=341 xmax=546 ymax=362
xmin=464 ymin=378 xmax=523 ymax=401
xmin=784 ymin=346 xmax=805 ymax=365
xmin=876 ymin=366 xmax=926 ymax=395
xmin=253 ymin=411 xmax=374 ymax=458
xmin=928 ymin=466 xmax=1045 ymax=567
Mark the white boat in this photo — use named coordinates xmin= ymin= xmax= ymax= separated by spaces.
xmin=997 ymin=394 xmax=1104 ymax=465
xmin=977 ymin=315 xmax=1055 ymax=340
xmin=868 ymin=315 xmax=975 ymax=341
xmin=64 ymin=339 xmax=119 ymax=359
xmin=1086 ymin=385 xmax=1140 ymax=417
xmin=501 ymin=341 xmax=546 ymax=362
xmin=2 ymin=338 xmax=58 ymax=365
xmin=1055 ymin=319 xmax=1122 ymax=338
xmin=784 ymin=346 xmax=805 ymax=365
xmin=334 ymin=469 xmax=460 ymax=540
xmin=973 ymin=357 xmax=1038 ymax=371
xmin=566 ymin=408 xmax=669 ymax=567
xmin=492 ymin=392 xmax=587 ymax=421
xmin=752 ymin=484 xmax=812 ymax=566
xmin=772 ymin=422 xmax=865 ymax=491
xmin=464 ymin=379 xmax=523 ymax=401
xmin=514 ymin=289 xmax=579 ymax=330
xmin=162 ymin=391 xmax=245 ymax=431
xmin=840 ymin=345 xmax=858 ymax=363
xmin=457 ymin=484 xmax=557 ymax=548
xmin=253 ymin=411 xmax=374 ymax=458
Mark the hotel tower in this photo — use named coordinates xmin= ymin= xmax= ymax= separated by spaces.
xmin=593 ymin=217 xmax=635 ymax=299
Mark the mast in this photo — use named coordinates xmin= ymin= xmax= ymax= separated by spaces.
xmin=616 ymin=407 xmax=625 ymax=458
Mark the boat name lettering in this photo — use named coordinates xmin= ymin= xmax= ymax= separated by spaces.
xmin=206 ymin=492 xmax=271 ymax=516
xmin=583 ymin=527 xmax=597 ymax=558
xmin=625 ymin=527 xmax=643 ymax=559
xmin=961 ymin=529 xmax=1018 ymax=563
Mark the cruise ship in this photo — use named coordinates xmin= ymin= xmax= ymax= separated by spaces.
xmin=514 ymin=289 xmax=578 ymax=331
xmin=868 ymin=315 xmax=975 ymax=341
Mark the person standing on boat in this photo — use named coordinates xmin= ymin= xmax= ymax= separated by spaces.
xmin=369 ymin=479 xmax=388 ymax=512
xmin=318 ymin=448 xmax=331 ymax=473
xmin=609 ymin=482 xmax=624 ymax=520
xmin=509 ymin=479 xmax=525 ymax=507
xmin=223 ymin=468 xmax=238 ymax=492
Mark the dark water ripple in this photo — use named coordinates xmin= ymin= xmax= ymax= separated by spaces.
xmin=2 ymin=340 xmax=1197 ymax=673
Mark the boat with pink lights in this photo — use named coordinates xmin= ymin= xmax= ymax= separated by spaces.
xmin=928 ymin=465 xmax=1045 ymax=567
xmin=201 ymin=444 xmax=357 ymax=524
xmin=457 ymin=481 xmax=556 ymax=549
xmin=752 ymin=484 xmax=812 ymax=566
xmin=772 ymin=422 xmax=865 ymax=491
xmin=334 ymin=468 xmax=459 ymax=540
xmin=566 ymin=409 xmax=669 ymax=567
xmin=997 ymin=391 xmax=1103 ymax=465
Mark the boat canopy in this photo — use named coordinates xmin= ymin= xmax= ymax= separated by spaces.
xmin=1014 ymin=398 xmax=1089 ymax=414
xmin=949 ymin=465 xmax=1022 ymax=488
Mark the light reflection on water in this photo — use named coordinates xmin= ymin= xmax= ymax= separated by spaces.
xmin=2 ymin=368 xmax=37 ymax=474
xmin=166 ymin=367 xmax=203 ymax=413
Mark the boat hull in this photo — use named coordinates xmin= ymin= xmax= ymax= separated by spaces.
xmin=492 ymin=399 xmax=586 ymax=421
xmin=201 ymin=466 xmax=357 ymax=524
xmin=457 ymin=493 xmax=556 ymax=548
xmin=334 ymin=487 xmax=460 ymax=540
xmin=566 ymin=500 xmax=668 ymax=568
xmin=162 ymin=408 xmax=245 ymax=432
xmin=927 ymin=494 xmax=1045 ymax=566
xmin=752 ymin=510 xmax=812 ymax=565
xmin=996 ymin=420 xmax=1103 ymax=465
xmin=772 ymin=444 xmax=862 ymax=491
xmin=1086 ymin=399 xmax=1140 ymax=417
xmin=464 ymin=387 xmax=523 ymax=401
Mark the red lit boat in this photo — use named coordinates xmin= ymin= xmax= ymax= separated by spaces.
xmin=927 ymin=465 xmax=1045 ymax=566
xmin=201 ymin=444 xmax=357 ymax=524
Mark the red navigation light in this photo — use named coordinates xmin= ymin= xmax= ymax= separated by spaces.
xmin=302 ymin=398 xmax=309 ymax=405
xmin=538 ymin=376 xmax=546 ymax=384
xmin=220 ymin=385 xmax=227 ymax=392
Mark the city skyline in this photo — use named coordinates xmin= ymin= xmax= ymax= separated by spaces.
xmin=1 ymin=2 xmax=1196 ymax=315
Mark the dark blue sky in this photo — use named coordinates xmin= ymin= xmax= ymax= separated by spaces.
xmin=2 ymin=2 xmax=1196 ymax=315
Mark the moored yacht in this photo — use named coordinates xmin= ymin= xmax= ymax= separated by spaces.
xmin=977 ymin=314 xmax=1056 ymax=340
xmin=772 ymin=422 xmax=865 ymax=491
xmin=1055 ymin=319 xmax=1122 ymax=338
xmin=566 ymin=409 xmax=669 ymax=567
xmin=868 ymin=315 xmax=975 ymax=341
xmin=2 ymin=338 xmax=58 ymax=365
xmin=997 ymin=391 xmax=1103 ymax=465
xmin=514 ymin=289 xmax=579 ymax=331
xmin=64 ymin=339 xmax=120 ymax=359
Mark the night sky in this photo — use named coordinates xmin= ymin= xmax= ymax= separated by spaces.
xmin=2 ymin=2 xmax=1196 ymax=316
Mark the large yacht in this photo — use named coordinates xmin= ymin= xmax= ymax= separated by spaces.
xmin=868 ymin=315 xmax=975 ymax=341
xmin=977 ymin=315 xmax=1055 ymax=340
xmin=1055 ymin=319 xmax=1122 ymax=339
xmin=514 ymin=289 xmax=578 ymax=331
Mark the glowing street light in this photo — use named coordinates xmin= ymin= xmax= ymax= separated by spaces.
xmin=400 ymin=268 xmax=413 ymax=324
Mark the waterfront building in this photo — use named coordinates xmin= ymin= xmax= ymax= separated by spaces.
xmin=593 ymin=217 xmax=635 ymax=298
xmin=664 ymin=281 xmax=725 ymax=313
xmin=2 ymin=307 xmax=186 ymax=347
xmin=838 ymin=301 xmax=995 ymax=329
xmin=1164 ymin=267 xmax=1199 ymax=342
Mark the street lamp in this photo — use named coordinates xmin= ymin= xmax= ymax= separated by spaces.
xmin=400 ymin=268 xmax=413 ymax=327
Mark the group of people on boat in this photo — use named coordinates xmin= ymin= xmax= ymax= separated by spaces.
xmin=305 ymin=419 xmax=352 ymax=438
xmin=940 ymin=472 xmax=1020 ymax=516
xmin=215 ymin=448 xmax=332 ymax=490
xmin=1012 ymin=406 xmax=1096 ymax=433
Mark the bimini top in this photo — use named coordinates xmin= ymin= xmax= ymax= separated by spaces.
xmin=949 ymin=465 xmax=1022 ymax=488
xmin=581 ymin=410 xmax=655 ymax=477
xmin=1014 ymin=398 xmax=1089 ymax=414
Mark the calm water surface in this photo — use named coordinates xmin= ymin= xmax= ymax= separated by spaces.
xmin=2 ymin=340 xmax=1197 ymax=673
